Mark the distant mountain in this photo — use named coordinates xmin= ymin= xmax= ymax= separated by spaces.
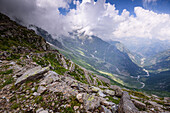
xmin=144 ymin=49 xmax=170 ymax=72
xmin=108 ymin=41 xmax=143 ymax=66
xmin=33 ymin=27 xmax=146 ymax=77
xmin=119 ymin=38 xmax=170 ymax=58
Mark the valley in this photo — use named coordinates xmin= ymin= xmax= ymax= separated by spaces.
xmin=32 ymin=26 xmax=170 ymax=96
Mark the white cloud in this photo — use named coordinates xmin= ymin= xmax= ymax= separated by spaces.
xmin=114 ymin=7 xmax=170 ymax=40
xmin=0 ymin=0 xmax=71 ymax=36
xmin=0 ymin=0 xmax=170 ymax=41
xmin=66 ymin=0 xmax=170 ymax=41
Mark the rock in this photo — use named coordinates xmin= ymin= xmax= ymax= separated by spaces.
xmin=111 ymin=104 xmax=118 ymax=113
xmin=147 ymin=100 xmax=163 ymax=108
xmin=130 ymin=95 xmax=140 ymax=100
xmin=71 ymin=82 xmax=80 ymax=90
xmin=33 ymin=92 xmax=40 ymax=96
xmin=74 ymin=106 xmax=79 ymax=111
xmin=47 ymin=82 xmax=78 ymax=97
xmin=101 ymin=105 xmax=112 ymax=113
xmin=83 ymin=94 xmax=101 ymax=111
xmin=40 ymin=71 xmax=59 ymax=85
xmin=61 ymin=57 xmax=68 ymax=69
xmin=52 ymin=102 xmax=55 ymax=107
xmin=109 ymin=85 xmax=123 ymax=97
xmin=113 ymin=96 xmax=119 ymax=100
xmin=15 ymin=66 xmax=50 ymax=85
xmin=164 ymin=97 xmax=170 ymax=103
xmin=77 ymin=93 xmax=101 ymax=111
xmin=39 ymin=110 xmax=48 ymax=113
xmin=101 ymin=100 xmax=115 ymax=106
xmin=37 ymin=86 xmax=46 ymax=94
xmin=98 ymin=90 xmax=106 ymax=97
xmin=132 ymin=99 xmax=146 ymax=110
xmin=31 ymin=88 xmax=35 ymax=91
xmin=76 ymin=93 xmax=84 ymax=103
xmin=118 ymin=91 xmax=139 ymax=113
xmin=91 ymin=86 xmax=101 ymax=93
xmin=36 ymin=108 xmax=44 ymax=113
xmin=103 ymin=89 xmax=115 ymax=96
xmin=99 ymin=85 xmax=108 ymax=89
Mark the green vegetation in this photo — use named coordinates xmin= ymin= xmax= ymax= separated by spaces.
xmin=43 ymin=53 xmax=68 ymax=75
xmin=0 ymin=69 xmax=13 ymax=75
xmin=96 ymin=78 xmax=102 ymax=86
xmin=32 ymin=56 xmax=49 ymax=67
xmin=105 ymin=96 xmax=120 ymax=104
xmin=11 ymin=103 xmax=19 ymax=109
xmin=123 ymin=89 xmax=149 ymax=100
xmin=0 ymin=69 xmax=14 ymax=89
xmin=35 ymin=96 xmax=43 ymax=104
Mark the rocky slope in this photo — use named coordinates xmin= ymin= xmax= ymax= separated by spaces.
xmin=0 ymin=12 xmax=170 ymax=113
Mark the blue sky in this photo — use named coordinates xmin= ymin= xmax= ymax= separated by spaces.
xmin=59 ymin=0 xmax=170 ymax=15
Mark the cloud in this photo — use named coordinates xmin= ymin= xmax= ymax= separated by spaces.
xmin=142 ymin=0 xmax=158 ymax=8
xmin=0 ymin=0 xmax=170 ymax=41
xmin=67 ymin=0 xmax=170 ymax=41
xmin=0 ymin=0 xmax=71 ymax=36
xmin=114 ymin=7 xmax=170 ymax=40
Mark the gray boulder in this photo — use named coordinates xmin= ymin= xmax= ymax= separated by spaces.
xmin=103 ymin=89 xmax=115 ymax=96
xmin=132 ymin=99 xmax=146 ymax=110
xmin=110 ymin=85 xmax=123 ymax=97
xmin=37 ymin=86 xmax=46 ymax=94
xmin=76 ymin=93 xmax=101 ymax=111
xmin=40 ymin=71 xmax=59 ymax=85
xmin=98 ymin=90 xmax=106 ymax=97
xmin=101 ymin=105 xmax=112 ymax=113
xmin=118 ymin=91 xmax=139 ymax=113
xmin=15 ymin=66 xmax=50 ymax=85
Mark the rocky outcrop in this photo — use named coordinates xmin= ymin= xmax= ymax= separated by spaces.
xmin=118 ymin=91 xmax=139 ymax=113
xmin=110 ymin=85 xmax=123 ymax=97
xmin=132 ymin=99 xmax=146 ymax=110
xmin=15 ymin=66 xmax=50 ymax=85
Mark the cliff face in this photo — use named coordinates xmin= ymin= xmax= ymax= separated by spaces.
xmin=0 ymin=12 xmax=169 ymax=113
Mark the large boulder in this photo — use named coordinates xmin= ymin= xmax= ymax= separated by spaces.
xmin=91 ymin=86 xmax=101 ymax=93
xmin=132 ymin=99 xmax=146 ymax=110
xmin=15 ymin=66 xmax=50 ymax=85
xmin=76 ymin=93 xmax=101 ymax=112
xmin=101 ymin=105 xmax=112 ymax=113
xmin=103 ymin=89 xmax=115 ymax=96
xmin=118 ymin=91 xmax=139 ymax=113
xmin=37 ymin=86 xmax=46 ymax=94
xmin=40 ymin=71 xmax=60 ymax=85
xmin=110 ymin=85 xmax=123 ymax=97
xmin=98 ymin=90 xmax=106 ymax=97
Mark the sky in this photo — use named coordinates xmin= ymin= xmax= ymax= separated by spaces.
xmin=0 ymin=0 xmax=170 ymax=41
